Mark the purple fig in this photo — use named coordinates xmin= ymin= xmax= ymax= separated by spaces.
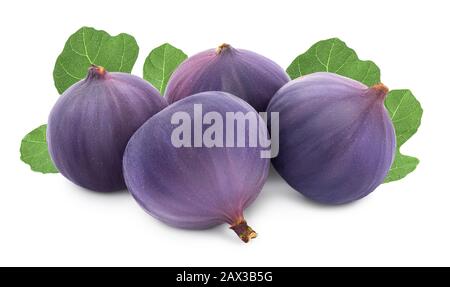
xmin=165 ymin=43 xmax=290 ymax=112
xmin=267 ymin=72 xmax=396 ymax=204
xmin=47 ymin=65 xmax=167 ymax=192
xmin=123 ymin=91 xmax=270 ymax=242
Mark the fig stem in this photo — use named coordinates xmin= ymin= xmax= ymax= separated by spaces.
xmin=371 ymin=83 xmax=389 ymax=98
xmin=230 ymin=219 xmax=257 ymax=243
xmin=87 ymin=65 xmax=107 ymax=80
xmin=216 ymin=43 xmax=231 ymax=55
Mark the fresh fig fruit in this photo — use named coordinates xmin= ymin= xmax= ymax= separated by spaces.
xmin=47 ymin=65 xmax=167 ymax=192
xmin=165 ymin=43 xmax=290 ymax=112
xmin=123 ymin=91 xmax=270 ymax=242
xmin=267 ymin=72 xmax=396 ymax=204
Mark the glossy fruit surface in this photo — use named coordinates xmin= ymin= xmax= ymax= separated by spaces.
xmin=267 ymin=72 xmax=396 ymax=204
xmin=47 ymin=65 xmax=167 ymax=192
xmin=165 ymin=44 xmax=290 ymax=112
xmin=123 ymin=91 xmax=270 ymax=242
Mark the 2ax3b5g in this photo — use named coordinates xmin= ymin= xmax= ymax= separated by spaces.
xmin=220 ymin=271 xmax=272 ymax=282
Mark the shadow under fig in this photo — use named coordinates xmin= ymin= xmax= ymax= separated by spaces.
xmin=57 ymin=163 xmax=361 ymax=244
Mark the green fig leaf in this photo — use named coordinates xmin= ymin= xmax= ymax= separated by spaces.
xmin=143 ymin=43 xmax=187 ymax=95
xmin=53 ymin=26 xmax=139 ymax=94
xmin=286 ymin=38 xmax=380 ymax=86
xmin=20 ymin=125 xmax=58 ymax=174
xmin=384 ymin=90 xmax=423 ymax=182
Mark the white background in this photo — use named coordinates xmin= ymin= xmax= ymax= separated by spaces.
xmin=1 ymin=0 xmax=448 ymax=267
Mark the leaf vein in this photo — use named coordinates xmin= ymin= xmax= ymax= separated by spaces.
xmin=81 ymin=27 xmax=93 ymax=64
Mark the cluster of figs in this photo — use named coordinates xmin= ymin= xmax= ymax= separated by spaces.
xmin=47 ymin=44 xmax=395 ymax=243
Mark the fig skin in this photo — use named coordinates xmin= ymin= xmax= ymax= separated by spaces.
xmin=165 ymin=43 xmax=290 ymax=112
xmin=267 ymin=72 xmax=396 ymax=205
xmin=123 ymin=91 xmax=269 ymax=242
xmin=47 ymin=66 xmax=167 ymax=192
